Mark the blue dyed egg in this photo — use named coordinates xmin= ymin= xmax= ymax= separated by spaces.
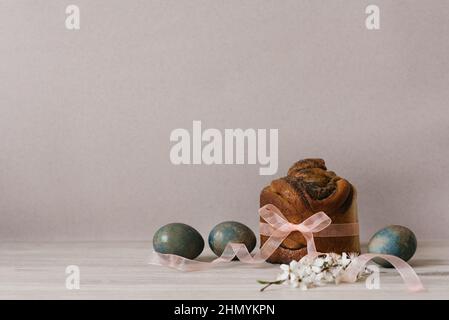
xmin=368 ymin=225 xmax=417 ymax=268
xmin=153 ymin=223 xmax=204 ymax=259
xmin=208 ymin=221 xmax=256 ymax=257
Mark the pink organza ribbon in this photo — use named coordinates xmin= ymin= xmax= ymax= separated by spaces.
xmin=149 ymin=204 xmax=424 ymax=292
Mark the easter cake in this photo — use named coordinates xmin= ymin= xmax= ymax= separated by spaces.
xmin=260 ymin=158 xmax=360 ymax=264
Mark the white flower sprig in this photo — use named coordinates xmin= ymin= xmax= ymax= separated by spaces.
xmin=258 ymin=252 xmax=371 ymax=291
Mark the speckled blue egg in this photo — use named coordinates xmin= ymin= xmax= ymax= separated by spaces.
xmin=153 ymin=223 xmax=204 ymax=259
xmin=368 ymin=225 xmax=417 ymax=268
xmin=208 ymin=221 xmax=256 ymax=257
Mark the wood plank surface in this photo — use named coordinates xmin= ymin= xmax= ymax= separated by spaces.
xmin=0 ymin=241 xmax=448 ymax=299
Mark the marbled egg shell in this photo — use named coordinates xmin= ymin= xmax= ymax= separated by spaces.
xmin=368 ymin=225 xmax=417 ymax=268
xmin=208 ymin=221 xmax=256 ymax=257
xmin=153 ymin=223 xmax=204 ymax=259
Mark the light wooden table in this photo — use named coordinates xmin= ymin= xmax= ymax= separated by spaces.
xmin=0 ymin=241 xmax=448 ymax=299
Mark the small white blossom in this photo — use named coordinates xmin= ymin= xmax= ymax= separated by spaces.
xmin=290 ymin=260 xmax=299 ymax=270
xmin=339 ymin=252 xmax=352 ymax=268
xmin=310 ymin=265 xmax=321 ymax=273
xmin=276 ymin=270 xmax=290 ymax=281
xmin=280 ymin=264 xmax=290 ymax=272
xmin=313 ymin=257 xmax=325 ymax=267
xmin=260 ymin=252 xmax=372 ymax=291
xmin=349 ymin=252 xmax=359 ymax=260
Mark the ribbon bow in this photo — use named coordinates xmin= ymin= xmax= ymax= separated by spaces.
xmin=259 ymin=203 xmax=331 ymax=255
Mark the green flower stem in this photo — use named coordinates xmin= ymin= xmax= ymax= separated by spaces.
xmin=257 ymin=279 xmax=286 ymax=292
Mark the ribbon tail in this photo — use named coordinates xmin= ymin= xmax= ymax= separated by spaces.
xmin=338 ymin=253 xmax=425 ymax=292
xmin=149 ymin=241 xmax=271 ymax=272
xmin=303 ymin=232 xmax=317 ymax=254
xmin=149 ymin=250 xmax=215 ymax=272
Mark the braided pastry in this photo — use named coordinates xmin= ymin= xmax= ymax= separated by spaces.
xmin=260 ymin=159 xmax=360 ymax=264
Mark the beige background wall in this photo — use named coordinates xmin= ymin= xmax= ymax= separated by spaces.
xmin=0 ymin=1 xmax=448 ymax=241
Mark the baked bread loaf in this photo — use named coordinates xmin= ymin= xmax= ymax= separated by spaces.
xmin=260 ymin=159 xmax=360 ymax=264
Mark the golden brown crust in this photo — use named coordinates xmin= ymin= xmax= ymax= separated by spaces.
xmin=287 ymin=158 xmax=327 ymax=173
xmin=260 ymin=158 xmax=360 ymax=263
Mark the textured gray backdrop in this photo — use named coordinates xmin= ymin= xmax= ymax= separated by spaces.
xmin=1 ymin=1 xmax=448 ymax=241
